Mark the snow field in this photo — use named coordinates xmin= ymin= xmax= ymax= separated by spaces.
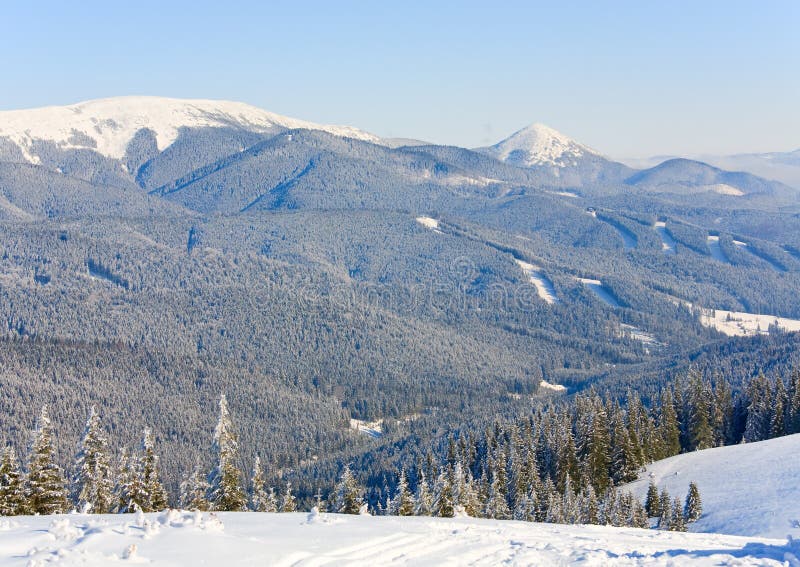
xmin=0 ymin=97 xmax=380 ymax=163
xmin=0 ymin=510 xmax=797 ymax=566
xmin=514 ymin=260 xmax=558 ymax=304
xmin=626 ymin=433 xmax=800 ymax=539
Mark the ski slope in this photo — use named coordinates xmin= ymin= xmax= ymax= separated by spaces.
xmin=0 ymin=509 xmax=797 ymax=566
xmin=626 ymin=433 xmax=800 ymax=539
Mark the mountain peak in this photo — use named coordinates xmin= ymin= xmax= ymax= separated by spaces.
xmin=0 ymin=96 xmax=380 ymax=163
xmin=483 ymin=122 xmax=599 ymax=168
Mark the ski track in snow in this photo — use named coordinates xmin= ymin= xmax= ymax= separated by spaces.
xmin=515 ymin=259 xmax=558 ymax=304
xmin=0 ymin=510 xmax=796 ymax=566
xmin=653 ymin=222 xmax=677 ymax=255
xmin=707 ymin=235 xmax=732 ymax=264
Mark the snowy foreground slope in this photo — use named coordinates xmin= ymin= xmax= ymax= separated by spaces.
xmin=626 ymin=433 xmax=800 ymax=539
xmin=1 ymin=510 xmax=799 ymax=566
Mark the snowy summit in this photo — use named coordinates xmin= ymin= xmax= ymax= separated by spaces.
xmin=482 ymin=123 xmax=599 ymax=168
xmin=0 ymin=96 xmax=380 ymax=163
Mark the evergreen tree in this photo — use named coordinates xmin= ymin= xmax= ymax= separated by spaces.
xmin=140 ymin=428 xmax=168 ymax=511
xmin=683 ymin=482 xmax=702 ymax=523
xmin=770 ymin=379 xmax=787 ymax=438
xmin=179 ymin=461 xmax=210 ymax=511
xmin=74 ymin=406 xmax=114 ymax=513
xmin=390 ymin=468 xmax=415 ymax=516
xmin=669 ymin=497 xmax=687 ymax=531
xmin=687 ymin=374 xmax=713 ymax=451
xmin=432 ymin=469 xmax=455 ymax=518
xmin=26 ymin=406 xmax=69 ymax=515
xmin=587 ymin=401 xmax=611 ymax=493
xmin=208 ymin=395 xmax=247 ymax=511
xmin=657 ymin=489 xmax=672 ymax=530
xmin=281 ymin=480 xmax=297 ymax=512
xmin=743 ymin=374 xmax=773 ymax=442
xmin=413 ymin=470 xmax=432 ymax=516
xmin=333 ymin=466 xmax=362 ymax=514
xmin=788 ymin=371 xmax=800 ymax=435
xmin=0 ymin=446 xmax=26 ymax=516
xmin=645 ymin=479 xmax=660 ymax=517
xmin=659 ymin=389 xmax=681 ymax=457
xmin=483 ymin=468 xmax=510 ymax=519
xmin=250 ymin=456 xmax=270 ymax=512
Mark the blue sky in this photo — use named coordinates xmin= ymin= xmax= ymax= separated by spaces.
xmin=1 ymin=0 xmax=797 ymax=157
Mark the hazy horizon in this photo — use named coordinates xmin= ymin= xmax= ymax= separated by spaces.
xmin=1 ymin=0 xmax=797 ymax=158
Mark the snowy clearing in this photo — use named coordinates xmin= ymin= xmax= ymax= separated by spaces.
xmin=539 ymin=379 xmax=567 ymax=392
xmin=700 ymin=183 xmax=745 ymax=196
xmin=653 ymin=222 xmax=677 ymax=255
xmin=707 ymin=235 xmax=732 ymax=264
xmin=515 ymin=260 xmax=558 ymax=304
xmin=349 ymin=418 xmax=383 ymax=439
xmin=698 ymin=307 xmax=800 ymax=336
xmin=0 ymin=510 xmax=796 ymax=566
xmin=626 ymin=433 xmax=800 ymax=539
xmin=577 ymin=277 xmax=622 ymax=308
xmin=415 ymin=216 xmax=443 ymax=234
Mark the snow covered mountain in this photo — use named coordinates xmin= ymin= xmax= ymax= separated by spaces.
xmin=0 ymin=510 xmax=796 ymax=566
xmin=0 ymin=96 xmax=380 ymax=163
xmin=479 ymin=123 xmax=601 ymax=168
xmin=626 ymin=433 xmax=800 ymax=539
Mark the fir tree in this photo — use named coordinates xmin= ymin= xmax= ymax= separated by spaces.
xmin=333 ymin=466 xmax=362 ymax=514
xmin=140 ymin=428 xmax=168 ymax=511
xmin=659 ymin=389 xmax=681 ymax=457
xmin=645 ymin=479 xmax=660 ymax=517
xmin=74 ymin=406 xmax=114 ymax=513
xmin=770 ymin=379 xmax=787 ymax=438
xmin=687 ymin=374 xmax=713 ymax=451
xmin=0 ymin=446 xmax=26 ymax=516
xmin=413 ymin=470 xmax=432 ymax=516
xmin=683 ymin=482 xmax=702 ymax=523
xmin=432 ymin=469 xmax=455 ymax=518
xmin=281 ymin=480 xmax=297 ymax=512
xmin=657 ymin=489 xmax=672 ymax=530
xmin=179 ymin=461 xmax=210 ymax=511
xmin=669 ymin=497 xmax=687 ymax=531
xmin=391 ymin=468 xmax=415 ymax=516
xmin=26 ymin=406 xmax=69 ymax=515
xmin=250 ymin=456 xmax=270 ymax=512
xmin=208 ymin=395 xmax=247 ymax=511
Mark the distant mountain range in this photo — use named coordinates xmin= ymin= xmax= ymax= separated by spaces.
xmin=0 ymin=96 xmax=799 ymax=496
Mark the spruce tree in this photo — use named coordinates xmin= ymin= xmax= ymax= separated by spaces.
xmin=645 ymin=479 xmax=660 ymax=517
xmin=391 ymin=468 xmax=415 ymax=516
xmin=683 ymin=482 xmax=702 ymax=523
xmin=659 ymin=390 xmax=681 ymax=457
xmin=0 ymin=446 xmax=26 ymax=516
xmin=687 ymin=375 xmax=713 ymax=450
xmin=26 ymin=406 xmax=69 ymax=515
xmin=250 ymin=456 xmax=269 ymax=512
xmin=333 ymin=467 xmax=362 ymax=514
xmin=432 ymin=469 xmax=455 ymax=518
xmin=140 ymin=428 xmax=168 ymax=511
xmin=281 ymin=480 xmax=297 ymax=512
xmin=669 ymin=497 xmax=687 ymax=531
xmin=657 ymin=489 xmax=672 ymax=529
xmin=770 ymin=379 xmax=787 ymax=438
xmin=208 ymin=395 xmax=247 ymax=511
xmin=179 ymin=461 xmax=210 ymax=511
xmin=413 ymin=470 xmax=432 ymax=516
xmin=74 ymin=406 xmax=114 ymax=513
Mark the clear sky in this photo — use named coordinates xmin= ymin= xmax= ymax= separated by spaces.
xmin=1 ymin=0 xmax=797 ymax=157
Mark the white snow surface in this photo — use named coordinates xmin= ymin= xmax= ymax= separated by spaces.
xmin=0 ymin=509 xmax=797 ymax=566
xmin=698 ymin=307 xmax=800 ymax=336
xmin=0 ymin=96 xmax=380 ymax=162
xmin=515 ymin=259 xmax=559 ymax=304
xmin=627 ymin=433 xmax=800 ymax=539
xmin=483 ymin=123 xmax=600 ymax=167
